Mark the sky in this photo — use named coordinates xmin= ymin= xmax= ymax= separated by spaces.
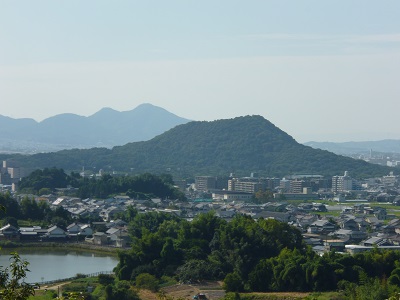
xmin=1 ymin=1 xmax=400 ymax=143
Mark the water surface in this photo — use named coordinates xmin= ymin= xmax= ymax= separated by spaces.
xmin=0 ymin=248 xmax=118 ymax=283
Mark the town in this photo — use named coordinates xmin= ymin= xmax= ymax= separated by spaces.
xmin=1 ymin=160 xmax=399 ymax=256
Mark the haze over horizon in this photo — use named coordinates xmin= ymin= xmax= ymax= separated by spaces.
xmin=1 ymin=1 xmax=400 ymax=143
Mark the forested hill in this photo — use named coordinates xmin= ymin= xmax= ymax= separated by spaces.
xmin=3 ymin=115 xmax=394 ymax=178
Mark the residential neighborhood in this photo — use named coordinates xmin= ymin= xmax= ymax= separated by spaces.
xmin=0 ymin=161 xmax=400 ymax=253
xmin=0 ymin=163 xmax=399 ymax=255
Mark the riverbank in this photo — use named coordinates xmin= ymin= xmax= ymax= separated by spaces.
xmin=0 ymin=240 xmax=126 ymax=256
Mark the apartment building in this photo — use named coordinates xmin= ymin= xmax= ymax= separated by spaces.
xmin=332 ymin=171 xmax=354 ymax=193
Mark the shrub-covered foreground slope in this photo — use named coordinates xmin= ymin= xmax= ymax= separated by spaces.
xmin=113 ymin=211 xmax=400 ymax=299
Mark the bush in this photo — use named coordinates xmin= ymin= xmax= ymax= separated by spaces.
xmin=135 ymin=273 xmax=159 ymax=292
xmin=98 ymin=273 xmax=115 ymax=286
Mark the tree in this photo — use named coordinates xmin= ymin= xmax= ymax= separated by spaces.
xmin=0 ymin=192 xmax=21 ymax=219
xmin=223 ymin=272 xmax=244 ymax=292
xmin=254 ymin=189 xmax=274 ymax=204
xmin=0 ymin=252 xmax=35 ymax=300
xmin=1 ymin=216 xmax=18 ymax=227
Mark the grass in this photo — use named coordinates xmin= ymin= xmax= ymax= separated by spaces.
xmin=27 ymin=278 xmax=347 ymax=300
xmin=29 ymin=290 xmax=57 ymax=300
xmin=0 ymin=242 xmax=119 ymax=257
xmin=303 ymin=292 xmax=345 ymax=300
xmin=312 ymin=211 xmax=341 ymax=217
xmin=159 ymin=276 xmax=178 ymax=288
xmin=235 ymin=291 xmax=345 ymax=300
xmin=28 ymin=276 xmax=100 ymax=299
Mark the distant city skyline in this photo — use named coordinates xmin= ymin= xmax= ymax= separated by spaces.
xmin=1 ymin=1 xmax=400 ymax=143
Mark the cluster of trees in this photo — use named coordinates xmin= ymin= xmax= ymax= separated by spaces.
xmin=76 ymin=173 xmax=185 ymax=200
xmin=93 ymin=274 xmax=139 ymax=300
xmin=114 ymin=212 xmax=303 ymax=287
xmin=17 ymin=168 xmax=185 ymax=201
xmin=0 ymin=192 xmax=74 ymax=228
xmin=17 ymin=168 xmax=79 ymax=194
xmin=112 ymin=211 xmax=400 ymax=299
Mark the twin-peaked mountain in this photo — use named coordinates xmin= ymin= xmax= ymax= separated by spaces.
xmin=5 ymin=115 xmax=392 ymax=178
xmin=0 ymin=103 xmax=190 ymax=152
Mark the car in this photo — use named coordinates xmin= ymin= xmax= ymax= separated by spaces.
xmin=193 ymin=293 xmax=207 ymax=300
xmin=29 ymin=283 xmax=40 ymax=289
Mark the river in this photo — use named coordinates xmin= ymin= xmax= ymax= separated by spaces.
xmin=0 ymin=248 xmax=119 ymax=283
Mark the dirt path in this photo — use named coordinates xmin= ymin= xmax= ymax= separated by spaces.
xmin=37 ymin=281 xmax=72 ymax=298
xmin=161 ymin=281 xmax=225 ymax=300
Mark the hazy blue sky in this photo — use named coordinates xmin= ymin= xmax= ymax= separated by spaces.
xmin=1 ymin=1 xmax=400 ymax=142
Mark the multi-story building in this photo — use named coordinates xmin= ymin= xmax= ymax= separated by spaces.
xmin=173 ymin=179 xmax=187 ymax=192
xmin=212 ymin=190 xmax=253 ymax=202
xmin=332 ymin=171 xmax=353 ymax=193
xmin=0 ymin=160 xmax=27 ymax=184
xmin=290 ymin=180 xmax=305 ymax=194
xmin=228 ymin=176 xmax=280 ymax=194
xmin=195 ymin=176 xmax=216 ymax=192
xmin=382 ymin=172 xmax=398 ymax=187
xmin=7 ymin=167 xmax=25 ymax=179
xmin=279 ymin=179 xmax=291 ymax=192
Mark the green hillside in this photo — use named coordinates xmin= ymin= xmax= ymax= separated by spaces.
xmin=3 ymin=115 xmax=395 ymax=178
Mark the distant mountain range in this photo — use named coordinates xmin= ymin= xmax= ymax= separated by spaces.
xmin=304 ymin=140 xmax=400 ymax=155
xmin=3 ymin=115 xmax=394 ymax=178
xmin=0 ymin=103 xmax=190 ymax=153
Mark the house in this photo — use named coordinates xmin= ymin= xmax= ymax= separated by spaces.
xmin=109 ymin=231 xmax=131 ymax=248
xmin=151 ymin=198 xmax=162 ymax=206
xmin=80 ymin=224 xmax=93 ymax=236
xmin=19 ymin=226 xmax=41 ymax=241
xmin=106 ymin=227 xmax=122 ymax=236
xmin=340 ymin=218 xmax=359 ymax=231
xmin=111 ymin=219 xmax=128 ymax=227
xmin=215 ymin=210 xmax=236 ymax=219
xmin=46 ymin=226 xmax=66 ymax=239
xmin=156 ymin=208 xmax=181 ymax=216
xmin=382 ymin=224 xmax=397 ymax=234
xmin=68 ymin=208 xmax=89 ymax=219
xmin=354 ymin=217 xmax=369 ymax=231
xmin=332 ymin=229 xmax=367 ymax=242
xmin=262 ymin=202 xmax=287 ymax=212
xmin=365 ymin=216 xmax=383 ymax=230
xmin=52 ymin=197 xmax=67 ymax=206
xmin=100 ymin=206 xmax=124 ymax=221
xmin=374 ymin=208 xmax=387 ymax=220
xmin=312 ymin=203 xmax=327 ymax=212
xmin=93 ymin=232 xmax=108 ymax=245
xmin=67 ymin=223 xmax=81 ymax=235
xmin=387 ymin=235 xmax=400 ymax=246
xmin=302 ymin=233 xmax=323 ymax=246
xmin=352 ymin=204 xmax=366 ymax=213
xmin=66 ymin=223 xmax=93 ymax=238
xmin=324 ymin=239 xmax=345 ymax=252
xmin=252 ymin=211 xmax=291 ymax=223
xmin=362 ymin=236 xmax=392 ymax=247
xmin=295 ymin=214 xmax=319 ymax=228
xmin=0 ymin=224 xmax=20 ymax=240
xmin=308 ymin=219 xmax=336 ymax=234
